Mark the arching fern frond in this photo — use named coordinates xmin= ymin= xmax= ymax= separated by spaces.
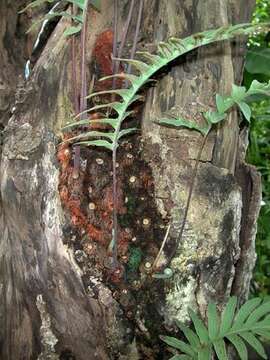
xmin=64 ymin=22 xmax=270 ymax=152
xmin=161 ymin=297 xmax=270 ymax=360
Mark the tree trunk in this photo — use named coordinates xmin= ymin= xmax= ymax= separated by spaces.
xmin=0 ymin=0 xmax=260 ymax=359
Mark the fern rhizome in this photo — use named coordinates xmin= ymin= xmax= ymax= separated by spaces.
xmin=64 ymin=22 xmax=270 ymax=268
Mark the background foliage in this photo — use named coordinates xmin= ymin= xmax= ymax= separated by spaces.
xmin=244 ymin=0 xmax=270 ymax=296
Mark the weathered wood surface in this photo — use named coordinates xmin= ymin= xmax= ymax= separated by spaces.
xmin=0 ymin=0 xmax=260 ymax=359
xmin=140 ymin=0 xmax=259 ymax=323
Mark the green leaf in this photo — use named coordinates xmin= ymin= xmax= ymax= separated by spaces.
xmin=213 ymin=339 xmax=228 ymax=360
xmin=63 ymin=25 xmax=82 ymax=37
xmin=253 ymin=329 xmax=270 ymax=340
xmin=112 ymin=57 xmax=150 ymax=73
xmin=87 ymin=89 xmax=133 ymax=102
xmin=160 ymin=336 xmax=196 ymax=357
xmin=237 ymin=101 xmax=251 ymax=122
xmin=175 ymin=320 xmax=201 ymax=349
xmin=198 ymin=346 xmax=212 ymax=360
xmin=245 ymin=48 xmax=270 ymax=76
xmin=240 ymin=332 xmax=267 ymax=359
xmin=68 ymin=0 xmax=100 ymax=11
xmin=203 ymin=111 xmax=227 ymax=124
xmin=169 ymin=355 xmax=192 ymax=360
xmin=216 ymin=94 xmax=234 ymax=113
xmin=168 ymin=37 xmax=187 ymax=52
xmin=90 ymin=0 xmax=101 ymax=11
xmin=81 ymin=102 xmax=124 ymax=115
xmin=220 ymin=297 xmax=237 ymax=336
xmin=231 ymin=84 xmax=247 ymax=102
xmin=118 ymin=128 xmax=137 ymax=139
xmin=247 ymin=80 xmax=270 ymax=96
xmin=63 ymin=117 xmax=119 ymax=130
xmin=66 ymin=0 xmax=86 ymax=10
xmin=226 ymin=334 xmax=247 ymax=360
xmin=188 ymin=309 xmax=209 ymax=344
xmin=246 ymin=301 xmax=270 ymax=325
xmin=67 ymin=130 xmax=115 ymax=142
xmin=99 ymin=73 xmax=141 ymax=87
xmin=136 ymin=51 xmax=162 ymax=65
xmin=232 ymin=298 xmax=262 ymax=329
xmin=89 ymin=118 xmax=119 ymax=129
xmin=215 ymin=94 xmax=224 ymax=113
xmin=76 ymin=140 xmax=113 ymax=151
xmin=208 ymin=303 xmax=220 ymax=340
xmin=158 ymin=42 xmax=174 ymax=57
xmin=157 ymin=117 xmax=209 ymax=135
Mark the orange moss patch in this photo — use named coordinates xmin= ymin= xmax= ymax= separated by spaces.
xmin=58 ymin=143 xmax=105 ymax=245
xmin=92 ymin=29 xmax=124 ymax=91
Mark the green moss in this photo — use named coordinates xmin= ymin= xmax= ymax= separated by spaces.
xmin=127 ymin=246 xmax=142 ymax=272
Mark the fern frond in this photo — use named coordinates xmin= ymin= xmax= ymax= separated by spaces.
xmin=112 ymin=57 xmax=151 ymax=74
xmin=226 ymin=334 xmax=247 ymax=360
xmin=156 ymin=117 xmax=210 ymax=135
xmin=160 ymin=336 xmax=196 ymax=358
xmin=86 ymin=89 xmax=133 ymax=102
xmin=67 ymin=22 xmax=270 ymax=152
xmin=136 ymin=51 xmax=162 ymax=65
xmin=66 ymin=130 xmax=115 ymax=142
xmin=99 ymin=73 xmax=141 ymax=86
xmin=162 ymin=297 xmax=270 ymax=360
xmin=76 ymin=140 xmax=113 ymax=151
xmin=219 ymin=296 xmax=237 ymax=335
xmin=76 ymin=102 xmax=124 ymax=116
xmin=63 ymin=117 xmax=118 ymax=129
xmin=118 ymin=128 xmax=138 ymax=139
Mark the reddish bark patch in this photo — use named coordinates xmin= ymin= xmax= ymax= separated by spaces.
xmin=92 ymin=29 xmax=124 ymax=91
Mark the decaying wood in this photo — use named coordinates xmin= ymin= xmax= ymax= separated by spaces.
xmin=0 ymin=0 xmax=261 ymax=359
xmin=140 ymin=0 xmax=257 ymax=322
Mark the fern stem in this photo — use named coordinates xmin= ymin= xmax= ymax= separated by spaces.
xmin=113 ymin=0 xmax=135 ymax=86
xmin=73 ymin=0 xmax=89 ymax=179
xmin=112 ymin=148 xmax=118 ymax=267
xmin=71 ymin=15 xmax=79 ymax=114
xmin=71 ymin=4 xmax=80 ymax=178
xmin=112 ymin=0 xmax=118 ymax=75
xmin=126 ymin=0 xmax=143 ymax=76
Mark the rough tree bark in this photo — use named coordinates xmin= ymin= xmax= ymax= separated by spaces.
xmin=0 ymin=0 xmax=261 ymax=359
